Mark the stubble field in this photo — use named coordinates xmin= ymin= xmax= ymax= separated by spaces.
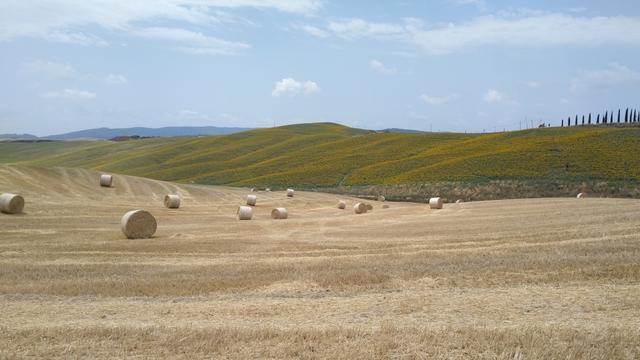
xmin=0 ymin=164 xmax=639 ymax=359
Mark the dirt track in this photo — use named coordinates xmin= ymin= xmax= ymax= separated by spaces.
xmin=1 ymin=164 xmax=639 ymax=359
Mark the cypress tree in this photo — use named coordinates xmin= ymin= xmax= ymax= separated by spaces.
xmin=575 ymin=115 xmax=578 ymax=126
xmin=597 ymin=114 xmax=600 ymax=124
xmin=604 ymin=111 xmax=608 ymax=124
xmin=625 ymin=108 xmax=629 ymax=123
xmin=567 ymin=116 xmax=571 ymax=127
xmin=561 ymin=119 xmax=564 ymax=127
xmin=588 ymin=113 xmax=592 ymax=124
xmin=582 ymin=115 xmax=585 ymax=125
xmin=618 ymin=109 xmax=621 ymax=123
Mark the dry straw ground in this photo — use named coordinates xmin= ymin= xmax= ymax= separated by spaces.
xmin=0 ymin=164 xmax=639 ymax=359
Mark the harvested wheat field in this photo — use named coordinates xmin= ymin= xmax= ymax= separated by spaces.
xmin=0 ymin=164 xmax=639 ymax=359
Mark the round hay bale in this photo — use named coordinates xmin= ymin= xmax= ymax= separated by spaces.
xmin=265 ymin=188 xmax=271 ymax=192
xmin=456 ymin=199 xmax=463 ymax=204
xmin=287 ymin=188 xmax=295 ymax=197
xmin=0 ymin=193 xmax=24 ymax=214
xmin=377 ymin=195 xmax=385 ymax=202
xmin=365 ymin=203 xmax=373 ymax=211
xmin=354 ymin=202 xmax=367 ymax=214
xmin=382 ymin=204 xmax=390 ymax=209
xmin=338 ymin=200 xmax=346 ymax=209
xmin=577 ymin=193 xmax=587 ymax=198
xmin=429 ymin=197 xmax=443 ymax=209
xmin=250 ymin=187 xmax=256 ymax=192
xmin=100 ymin=174 xmax=113 ymax=187
xmin=237 ymin=205 xmax=253 ymax=220
xmin=271 ymin=207 xmax=288 ymax=219
xmin=246 ymin=194 xmax=257 ymax=206
xmin=164 ymin=194 xmax=180 ymax=209
xmin=121 ymin=210 xmax=157 ymax=239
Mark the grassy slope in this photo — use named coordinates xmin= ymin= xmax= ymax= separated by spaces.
xmin=1 ymin=122 xmax=639 ymax=187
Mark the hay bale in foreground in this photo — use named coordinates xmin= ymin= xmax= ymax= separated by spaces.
xmin=365 ymin=203 xmax=373 ymax=211
xmin=246 ymin=194 xmax=257 ymax=206
xmin=164 ymin=194 xmax=181 ymax=209
xmin=338 ymin=200 xmax=346 ymax=209
xmin=100 ymin=174 xmax=113 ymax=187
xmin=354 ymin=202 xmax=367 ymax=214
xmin=237 ymin=206 xmax=253 ymax=220
xmin=271 ymin=207 xmax=288 ymax=219
xmin=577 ymin=193 xmax=587 ymax=198
xmin=429 ymin=197 xmax=443 ymax=209
xmin=0 ymin=193 xmax=24 ymax=214
xmin=121 ymin=210 xmax=157 ymax=239
xmin=287 ymin=188 xmax=295 ymax=197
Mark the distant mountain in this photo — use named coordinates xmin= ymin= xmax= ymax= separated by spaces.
xmin=0 ymin=133 xmax=39 ymax=141
xmin=379 ymin=128 xmax=425 ymax=134
xmin=44 ymin=126 xmax=251 ymax=140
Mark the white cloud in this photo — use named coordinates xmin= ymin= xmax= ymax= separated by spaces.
xmin=303 ymin=13 xmax=640 ymax=55
xmin=571 ymin=63 xmax=640 ymax=93
xmin=23 ymin=60 xmax=128 ymax=84
xmin=369 ymin=60 xmax=397 ymax=75
xmin=104 ymin=74 xmax=128 ymax=84
xmin=448 ymin=0 xmax=486 ymax=9
xmin=23 ymin=60 xmax=77 ymax=79
xmin=0 ymin=0 xmax=320 ymax=52
xmin=132 ymin=26 xmax=250 ymax=55
xmin=525 ymin=81 xmax=541 ymax=88
xmin=326 ymin=18 xmax=405 ymax=40
xmin=420 ymin=93 xmax=457 ymax=106
xmin=300 ymin=25 xmax=330 ymax=38
xmin=483 ymin=89 xmax=505 ymax=103
xmin=41 ymin=89 xmax=96 ymax=100
xmin=272 ymin=78 xmax=320 ymax=97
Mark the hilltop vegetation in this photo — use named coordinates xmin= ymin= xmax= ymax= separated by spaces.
xmin=1 ymin=123 xmax=640 ymax=191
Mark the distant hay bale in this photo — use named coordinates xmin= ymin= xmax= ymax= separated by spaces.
xmin=456 ymin=199 xmax=463 ymax=204
xmin=354 ymin=202 xmax=367 ymax=214
xmin=382 ymin=204 xmax=390 ymax=209
xmin=365 ymin=203 xmax=373 ymax=211
xmin=100 ymin=174 xmax=113 ymax=187
xmin=121 ymin=210 xmax=157 ymax=239
xmin=577 ymin=193 xmax=587 ymax=198
xmin=237 ymin=205 xmax=253 ymax=220
xmin=0 ymin=193 xmax=24 ymax=214
xmin=377 ymin=195 xmax=385 ymax=202
xmin=429 ymin=197 xmax=443 ymax=209
xmin=265 ymin=188 xmax=271 ymax=192
xmin=246 ymin=194 xmax=257 ymax=206
xmin=250 ymin=187 xmax=256 ymax=192
xmin=271 ymin=207 xmax=288 ymax=219
xmin=338 ymin=200 xmax=346 ymax=209
xmin=287 ymin=188 xmax=295 ymax=197
xmin=164 ymin=194 xmax=180 ymax=209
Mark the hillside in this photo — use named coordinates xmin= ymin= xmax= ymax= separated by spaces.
xmin=1 ymin=122 xmax=639 ymax=188
xmin=43 ymin=125 xmax=251 ymax=140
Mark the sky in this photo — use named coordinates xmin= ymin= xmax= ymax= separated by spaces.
xmin=1 ymin=0 xmax=639 ymax=135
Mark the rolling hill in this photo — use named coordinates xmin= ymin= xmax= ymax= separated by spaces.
xmin=43 ymin=125 xmax=251 ymax=140
xmin=1 ymin=122 xmax=639 ymax=189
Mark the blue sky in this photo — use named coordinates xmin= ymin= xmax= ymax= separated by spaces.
xmin=1 ymin=0 xmax=639 ymax=135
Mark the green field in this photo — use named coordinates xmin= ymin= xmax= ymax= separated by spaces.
xmin=1 ymin=123 xmax=639 ymax=189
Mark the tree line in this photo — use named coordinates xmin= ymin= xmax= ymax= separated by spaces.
xmin=562 ymin=108 xmax=639 ymax=127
